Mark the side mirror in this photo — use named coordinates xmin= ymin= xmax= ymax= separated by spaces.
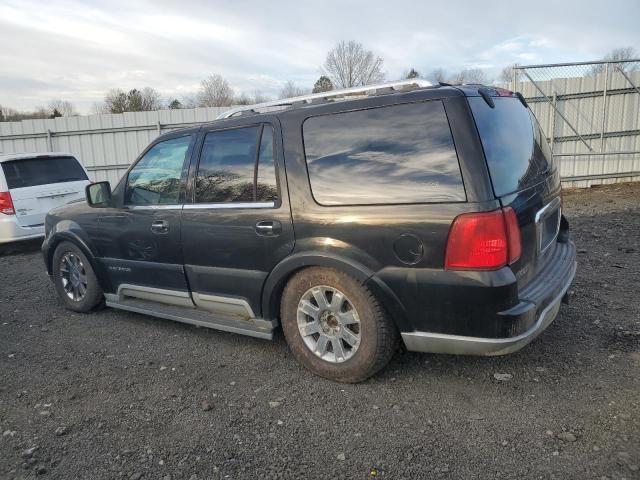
xmin=86 ymin=182 xmax=111 ymax=207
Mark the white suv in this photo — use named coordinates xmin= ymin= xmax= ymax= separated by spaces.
xmin=0 ymin=152 xmax=91 ymax=244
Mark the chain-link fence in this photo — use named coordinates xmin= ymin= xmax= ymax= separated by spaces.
xmin=510 ymin=60 xmax=640 ymax=187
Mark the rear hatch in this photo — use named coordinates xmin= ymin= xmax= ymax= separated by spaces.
xmin=469 ymin=91 xmax=562 ymax=289
xmin=1 ymin=155 xmax=90 ymax=227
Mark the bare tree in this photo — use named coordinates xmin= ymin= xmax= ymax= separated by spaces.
xmin=592 ymin=47 xmax=638 ymax=73
xmin=180 ymin=95 xmax=197 ymax=109
xmin=47 ymin=100 xmax=76 ymax=117
xmin=449 ymin=68 xmax=487 ymax=84
xmin=428 ymin=68 xmax=447 ymax=83
xmin=0 ymin=105 xmax=49 ymax=122
xmin=234 ymin=92 xmax=252 ymax=105
xmin=197 ymin=74 xmax=234 ymax=107
xmin=279 ymin=81 xmax=306 ymax=99
xmin=323 ymin=40 xmax=385 ymax=88
xmin=499 ymin=65 xmax=515 ymax=85
xmin=103 ymin=89 xmax=129 ymax=113
xmin=139 ymin=87 xmax=163 ymax=110
xmin=102 ymin=87 xmax=162 ymax=113
xmin=252 ymin=90 xmax=271 ymax=103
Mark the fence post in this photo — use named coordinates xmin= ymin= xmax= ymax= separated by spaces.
xmin=551 ymin=92 xmax=557 ymax=154
xmin=600 ymin=62 xmax=609 ymax=153
xmin=46 ymin=129 xmax=53 ymax=151
xmin=512 ymin=66 xmax=518 ymax=92
xmin=156 ymin=121 xmax=161 ymax=136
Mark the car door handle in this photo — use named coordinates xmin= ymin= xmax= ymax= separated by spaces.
xmin=151 ymin=220 xmax=169 ymax=234
xmin=255 ymin=220 xmax=281 ymax=236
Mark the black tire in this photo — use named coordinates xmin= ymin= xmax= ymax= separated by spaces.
xmin=280 ymin=267 xmax=398 ymax=383
xmin=52 ymin=241 xmax=104 ymax=313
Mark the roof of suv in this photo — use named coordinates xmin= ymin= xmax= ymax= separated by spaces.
xmin=0 ymin=152 xmax=77 ymax=163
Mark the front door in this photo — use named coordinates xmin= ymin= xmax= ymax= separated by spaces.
xmin=97 ymin=133 xmax=196 ymax=306
xmin=180 ymin=120 xmax=294 ymax=319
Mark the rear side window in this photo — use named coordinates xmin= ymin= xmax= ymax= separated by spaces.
xmin=469 ymin=97 xmax=554 ymax=197
xmin=195 ymin=125 xmax=279 ymax=204
xmin=2 ymin=156 xmax=88 ymax=189
xmin=302 ymin=101 xmax=465 ymax=205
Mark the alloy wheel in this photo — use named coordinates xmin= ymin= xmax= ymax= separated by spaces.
xmin=59 ymin=252 xmax=88 ymax=302
xmin=296 ymin=285 xmax=361 ymax=363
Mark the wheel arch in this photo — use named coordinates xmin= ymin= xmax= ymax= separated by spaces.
xmin=44 ymin=224 xmax=111 ymax=292
xmin=261 ymin=252 xmax=408 ymax=330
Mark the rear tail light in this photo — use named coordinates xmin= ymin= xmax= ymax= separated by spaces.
xmin=502 ymin=207 xmax=522 ymax=263
xmin=445 ymin=207 xmax=521 ymax=270
xmin=0 ymin=191 xmax=15 ymax=215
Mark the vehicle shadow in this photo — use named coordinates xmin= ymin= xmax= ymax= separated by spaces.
xmin=0 ymin=238 xmax=43 ymax=257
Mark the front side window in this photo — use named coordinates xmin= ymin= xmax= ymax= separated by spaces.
xmin=195 ymin=125 xmax=279 ymax=204
xmin=303 ymin=101 xmax=465 ymax=206
xmin=126 ymin=135 xmax=192 ymax=205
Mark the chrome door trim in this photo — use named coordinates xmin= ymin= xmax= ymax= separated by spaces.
xmin=110 ymin=283 xmax=195 ymax=308
xmin=192 ymin=292 xmax=256 ymax=319
xmin=183 ymin=201 xmax=275 ymax=210
xmin=124 ymin=204 xmax=183 ymax=211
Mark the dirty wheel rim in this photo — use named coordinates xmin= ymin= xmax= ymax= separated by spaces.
xmin=59 ymin=252 xmax=88 ymax=302
xmin=296 ymin=285 xmax=361 ymax=363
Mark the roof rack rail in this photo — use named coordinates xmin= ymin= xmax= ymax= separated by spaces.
xmin=216 ymin=79 xmax=433 ymax=119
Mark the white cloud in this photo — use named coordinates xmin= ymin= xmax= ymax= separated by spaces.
xmin=0 ymin=0 xmax=638 ymax=113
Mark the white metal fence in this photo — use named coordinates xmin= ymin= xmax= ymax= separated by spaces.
xmin=0 ymin=106 xmax=233 ymax=184
xmin=511 ymin=59 xmax=640 ymax=187
xmin=2 ymin=60 xmax=640 ymax=189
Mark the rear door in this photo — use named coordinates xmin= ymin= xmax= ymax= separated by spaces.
xmin=2 ymin=155 xmax=89 ymax=227
xmin=180 ymin=119 xmax=294 ymax=319
xmin=469 ymin=94 xmax=561 ymax=288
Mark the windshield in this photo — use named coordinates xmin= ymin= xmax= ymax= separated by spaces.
xmin=469 ymin=97 xmax=554 ymax=197
xmin=2 ymin=156 xmax=88 ymax=189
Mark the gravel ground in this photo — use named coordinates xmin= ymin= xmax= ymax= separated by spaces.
xmin=1 ymin=183 xmax=639 ymax=480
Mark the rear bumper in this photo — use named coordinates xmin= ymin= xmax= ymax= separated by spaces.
xmin=0 ymin=216 xmax=44 ymax=244
xmin=399 ymin=240 xmax=577 ymax=356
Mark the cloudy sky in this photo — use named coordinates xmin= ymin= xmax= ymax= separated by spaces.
xmin=1 ymin=0 xmax=638 ymax=113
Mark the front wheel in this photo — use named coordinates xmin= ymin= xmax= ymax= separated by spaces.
xmin=52 ymin=241 xmax=104 ymax=312
xmin=280 ymin=267 xmax=398 ymax=383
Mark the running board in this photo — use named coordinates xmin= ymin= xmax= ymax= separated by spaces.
xmin=104 ymin=296 xmax=274 ymax=340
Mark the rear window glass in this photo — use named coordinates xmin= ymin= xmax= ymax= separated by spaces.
xmin=302 ymin=101 xmax=466 ymax=205
xmin=469 ymin=97 xmax=554 ymax=197
xmin=2 ymin=156 xmax=88 ymax=189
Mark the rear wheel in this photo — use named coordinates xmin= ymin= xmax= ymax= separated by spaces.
xmin=280 ymin=267 xmax=398 ymax=383
xmin=52 ymin=241 xmax=103 ymax=312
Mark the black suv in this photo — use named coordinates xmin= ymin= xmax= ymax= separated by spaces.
xmin=42 ymin=81 xmax=576 ymax=383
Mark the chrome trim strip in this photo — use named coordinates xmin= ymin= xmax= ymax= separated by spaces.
xmin=125 ymin=205 xmax=183 ymax=210
xmin=105 ymin=300 xmax=274 ymax=340
xmin=183 ymin=202 xmax=275 ymax=210
xmin=192 ymin=292 xmax=256 ymax=319
xmin=401 ymin=260 xmax=576 ymax=356
xmin=534 ymin=197 xmax=561 ymax=223
xmin=116 ymin=283 xmax=194 ymax=308
xmin=535 ymin=197 xmax=562 ymax=255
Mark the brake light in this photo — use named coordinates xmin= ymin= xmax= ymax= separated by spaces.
xmin=503 ymin=207 xmax=522 ymax=263
xmin=445 ymin=207 xmax=521 ymax=270
xmin=494 ymin=87 xmax=514 ymax=96
xmin=0 ymin=191 xmax=15 ymax=215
